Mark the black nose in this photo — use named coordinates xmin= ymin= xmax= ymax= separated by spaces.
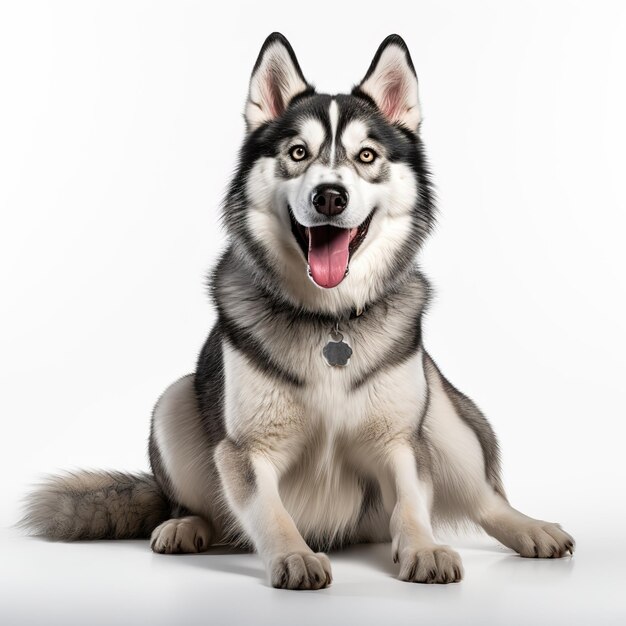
xmin=311 ymin=184 xmax=349 ymax=216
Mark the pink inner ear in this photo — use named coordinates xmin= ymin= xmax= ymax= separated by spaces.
xmin=261 ymin=64 xmax=287 ymax=119
xmin=379 ymin=69 xmax=407 ymax=122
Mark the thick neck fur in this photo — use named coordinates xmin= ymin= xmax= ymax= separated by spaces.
xmin=210 ymin=244 xmax=430 ymax=394
xmin=212 ymin=243 xmax=430 ymax=327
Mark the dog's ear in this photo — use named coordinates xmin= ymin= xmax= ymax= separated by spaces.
xmin=354 ymin=35 xmax=421 ymax=131
xmin=245 ymin=33 xmax=313 ymax=132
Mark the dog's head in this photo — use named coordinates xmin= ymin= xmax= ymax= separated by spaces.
xmin=223 ymin=33 xmax=434 ymax=315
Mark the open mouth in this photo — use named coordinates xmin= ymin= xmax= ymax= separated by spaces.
xmin=289 ymin=208 xmax=374 ymax=289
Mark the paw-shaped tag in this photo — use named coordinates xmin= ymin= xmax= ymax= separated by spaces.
xmin=323 ymin=330 xmax=353 ymax=367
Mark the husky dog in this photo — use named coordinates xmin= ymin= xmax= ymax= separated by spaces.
xmin=20 ymin=33 xmax=575 ymax=588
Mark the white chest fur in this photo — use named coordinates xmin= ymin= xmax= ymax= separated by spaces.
xmin=222 ymin=339 xmax=428 ymax=543
xmin=222 ymin=338 xmax=427 ymax=444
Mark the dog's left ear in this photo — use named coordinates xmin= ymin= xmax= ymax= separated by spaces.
xmin=245 ymin=33 xmax=313 ymax=132
xmin=354 ymin=35 xmax=421 ymax=131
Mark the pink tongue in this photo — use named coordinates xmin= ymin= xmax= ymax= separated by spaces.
xmin=307 ymin=225 xmax=351 ymax=288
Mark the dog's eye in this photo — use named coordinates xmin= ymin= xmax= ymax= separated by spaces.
xmin=358 ymin=148 xmax=377 ymax=164
xmin=290 ymin=145 xmax=308 ymax=161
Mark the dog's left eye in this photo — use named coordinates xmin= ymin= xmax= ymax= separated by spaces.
xmin=290 ymin=145 xmax=308 ymax=161
xmin=358 ymin=148 xmax=377 ymax=164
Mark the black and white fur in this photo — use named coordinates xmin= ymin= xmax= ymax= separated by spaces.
xmin=20 ymin=33 xmax=574 ymax=588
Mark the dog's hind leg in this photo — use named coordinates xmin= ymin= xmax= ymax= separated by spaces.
xmin=150 ymin=374 xmax=227 ymax=549
xmin=150 ymin=514 xmax=213 ymax=554
xmin=422 ymin=354 xmax=575 ymax=558
xmin=474 ymin=491 xmax=575 ymax=558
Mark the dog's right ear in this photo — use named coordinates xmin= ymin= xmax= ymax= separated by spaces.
xmin=245 ymin=33 xmax=313 ymax=132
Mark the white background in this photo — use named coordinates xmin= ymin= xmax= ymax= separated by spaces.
xmin=1 ymin=1 xmax=625 ymax=624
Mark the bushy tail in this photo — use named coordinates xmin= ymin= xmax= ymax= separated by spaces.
xmin=18 ymin=470 xmax=170 ymax=540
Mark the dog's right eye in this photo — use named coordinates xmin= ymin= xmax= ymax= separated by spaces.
xmin=289 ymin=145 xmax=308 ymax=161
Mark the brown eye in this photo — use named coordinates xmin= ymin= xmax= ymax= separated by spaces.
xmin=358 ymin=148 xmax=376 ymax=164
xmin=290 ymin=145 xmax=308 ymax=161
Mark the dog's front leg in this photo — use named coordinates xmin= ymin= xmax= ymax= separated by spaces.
xmin=387 ymin=444 xmax=463 ymax=583
xmin=215 ymin=438 xmax=332 ymax=590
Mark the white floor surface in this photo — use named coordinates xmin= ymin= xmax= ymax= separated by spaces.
xmin=1 ymin=519 xmax=623 ymax=626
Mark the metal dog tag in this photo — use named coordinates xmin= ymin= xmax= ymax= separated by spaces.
xmin=323 ymin=328 xmax=353 ymax=367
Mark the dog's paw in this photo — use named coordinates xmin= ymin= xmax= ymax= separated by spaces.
xmin=150 ymin=516 xmax=212 ymax=554
xmin=269 ymin=551 xmax=332 ymax=590
xmin=512 ymin=522 xmax=575 ymax=558
xmin=395 ymin=544 xmax=463 ymax=584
